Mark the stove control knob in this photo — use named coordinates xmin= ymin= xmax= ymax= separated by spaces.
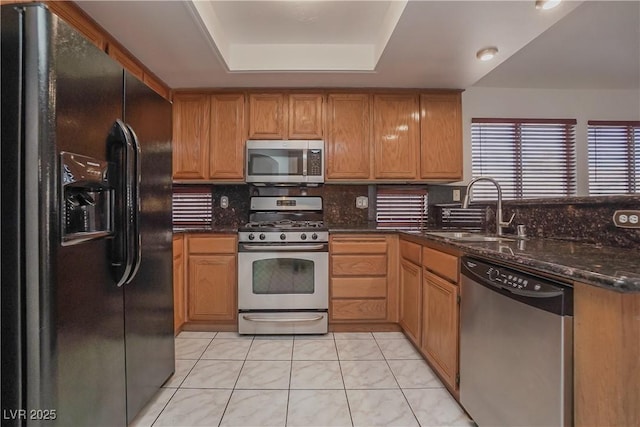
xmin=248 ymin=233 xmax=255 ymax=240
xmin=488 ymin=268 xmax=500 ymax=281
xmin=259 ymin=233 xmax=266 ymax=240
xmin=300 ymin=233 xmax=307 ymax=240
xmin=311 ymin=233 xmax=318 ymax=240
xmin=280 ymin=233 xmax=286 ymax=240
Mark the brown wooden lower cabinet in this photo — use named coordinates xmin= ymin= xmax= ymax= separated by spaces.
xmin=399 ymin=259 xmax=422 ymax=345
xmin=173 ymin=235 xmax=185 ymax=334
xmin=186 ymin=234 xmax=237 ymax=324
xmin=329 ymin=234 xmax=398 ymax=324
xmin=421 ymin=269 xmax=459 ymax=391
xmin=574 ymin=282 xmax=640 ymax=426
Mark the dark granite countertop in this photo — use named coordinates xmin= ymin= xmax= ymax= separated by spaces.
xmin=403 ymin=231 xmax=640 ymax=293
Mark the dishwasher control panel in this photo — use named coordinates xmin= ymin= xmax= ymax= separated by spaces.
xmin=461 ymin=257 xmax=573 ymax=316
xmin=463 ymin=258 xmax=567 ymax=296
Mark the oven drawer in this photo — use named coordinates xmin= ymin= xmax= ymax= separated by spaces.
xmin=331 ymin=299 xmax=387 ymax=320
xmin=331 ymin=254 xmax=387 ymax=276
xmin=238 ymin=311 xmax=328 ymax=335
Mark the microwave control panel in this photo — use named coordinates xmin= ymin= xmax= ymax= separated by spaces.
xmin=308 ymin=150 xmax=322 ymax=176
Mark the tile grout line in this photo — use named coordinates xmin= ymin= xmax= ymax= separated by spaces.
xmin=151 ymin=333 xmax=217 ymax=427
xmin=374 ymin=335 xmax=423 ymax=427
xmin=217 ymin=335 xmax=254 ymax=427
xmin=284 ymin=336 xmax=295 ymax=427
xmin=335 ymin=333 xmax=355 ymax=427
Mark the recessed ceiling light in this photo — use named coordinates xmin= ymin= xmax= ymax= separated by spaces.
xmin=476 ymin=47 xmax=498 ymax=61
xmin=535 ymin=0 xmax=562 ymax=10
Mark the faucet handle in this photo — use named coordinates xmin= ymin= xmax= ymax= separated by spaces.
xmin=501 ymin=213 xmax=516 ymax=227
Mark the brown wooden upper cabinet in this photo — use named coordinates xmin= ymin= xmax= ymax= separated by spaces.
xmin=326 ymin=93 xmax=371 ymax=180
xmin=209 ymin=94 xmax=246 ymax=180
xmin=373 ymin=94 xmax=420 ymax=179
xmin=172 ymin=94 xmax=210 ymax=180
xmin=248 ymin=93 xmax=324 ymax=140
xmin=173 ymin=93 xmax=246 ymax=181
xmin=248 ymin=93 xmax=287 ymax=139
xmin=420 ymin=93 xmax=463 ymax=180
xmin=288 ymin=94 xmax=324 ymax=139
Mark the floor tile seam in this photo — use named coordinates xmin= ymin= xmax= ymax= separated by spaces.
xmin=396 ymin=385 xmax=423 ymax=427
xmin=216 ymin=353 xmax=249 ymax=427
xmin=335 ymin=344 xmax=355 ymax=427
xmin=148 ymin=386 xmax=179 ymax=427
xmin=173 ymin=358 xmax=201 ymax=389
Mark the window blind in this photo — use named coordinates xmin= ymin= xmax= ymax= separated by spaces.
xmin=471 ymin=119 xmax=576 ymax=200
xmin=588 ymin=121 xmax=639 ymax=195
xmin=172 ymin=187 xmax=213 ymax=229
xmin=376 ymin=188 xmax=428 ymax=231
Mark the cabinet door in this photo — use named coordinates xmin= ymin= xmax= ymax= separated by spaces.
xmin=172 ymin=94 xmax=210 ymax=179
xmin=289 ymin=94 xmax=323 ymax=139
xmin=326 ymin=94 xmax=371 ymax=180
xmin=210 ymin=94 xmax=245 ymax=180
xmin=373 ymin=94 xmax=419 ymax=179
xmin=173 ymin=238 xmax=185 ymax=334
xmin=188 ymin=254 xmax=236 ymax=321
xmin=420 ymin=93 xmax=462 ymax=180
xmin=422 ymin=270 xmax=459 ymax=390
xmin=248 ymin=93 xmax=286 ymax=139
xmin=400 ymin=259 xmax=422 ymax=346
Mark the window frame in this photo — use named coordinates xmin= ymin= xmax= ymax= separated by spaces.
xmin=587 ymin=120 xmax=639 ymax=195
xmin=471 ymin=118 xmax=577 ymax=200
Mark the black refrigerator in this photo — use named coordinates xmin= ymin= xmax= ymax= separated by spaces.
xmin=1 ymin=4 xmax=174 ymax=426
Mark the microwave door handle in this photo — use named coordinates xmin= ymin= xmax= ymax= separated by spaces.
xmin=124 ymin=123 xmax=142 ymax=284
xmin=302 ymin=149 xmax=308 ymax=176
xmin=107 ymin=120 xmax=134 ymax=287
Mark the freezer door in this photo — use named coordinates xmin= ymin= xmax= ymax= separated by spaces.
xmin=8 ymin=5 xmax=128 ymax=426
xmin=122 ymin=73 xmax=175 ymax=424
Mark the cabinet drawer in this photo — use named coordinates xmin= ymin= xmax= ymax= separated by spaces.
xmin=400 ymin=240 xmax=421 ymax=264
xmin=332 ymin=255 xmax=387 ymax=276
xmin=332 ymin=277 xmax=387 ymax=298
xmin=331 ymin=299 xmax=387 ymax=320
xmin=330 ymin=238 xmax=387 ymax=254
xmin=422 ymin=246 xmax=458 ymax=283
xmin=188 ymin=235 xmax=237 ymax=254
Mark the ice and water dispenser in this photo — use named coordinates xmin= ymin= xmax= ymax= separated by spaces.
xmin=61 ymin=152 xmax=112 ymax=245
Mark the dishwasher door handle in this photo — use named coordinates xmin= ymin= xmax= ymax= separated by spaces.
xmin=502 ymin=286 xmax=564 ymax=298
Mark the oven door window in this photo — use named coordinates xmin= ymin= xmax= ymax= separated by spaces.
xmin=247 ymin=150 xmax=304 ymax=176
xmin=252 ymin=258 xmax=314 ymax=294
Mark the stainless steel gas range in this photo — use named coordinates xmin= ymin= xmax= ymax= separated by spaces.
xmin=237 ymin=196 xmax=328 ymax=334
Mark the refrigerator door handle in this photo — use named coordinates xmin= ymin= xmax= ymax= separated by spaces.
xmin=107 ymin=119 xmax=135 ymax=287
xmin=124 ymin=123 xmax=142 ymax=283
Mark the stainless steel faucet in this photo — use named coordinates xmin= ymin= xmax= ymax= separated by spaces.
xmin=462 ymin=177 xmax=515 ymax=236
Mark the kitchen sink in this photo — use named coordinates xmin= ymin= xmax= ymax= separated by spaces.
xmin=425 ymin=231 xmax=515 ymax=242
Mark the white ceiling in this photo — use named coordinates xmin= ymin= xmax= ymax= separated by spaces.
xmin=76 ymin=1 xmax=640 ymax=90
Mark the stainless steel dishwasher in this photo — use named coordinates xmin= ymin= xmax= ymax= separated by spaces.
xmin=459 ymin=256 xmax=573 ymax=427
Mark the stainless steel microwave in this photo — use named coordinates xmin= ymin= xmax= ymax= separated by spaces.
xmin=245 ymin=140 xmax=324 ymax=185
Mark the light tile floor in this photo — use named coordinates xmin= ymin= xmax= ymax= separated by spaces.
xmin=130 ymin=331 xmax=473 ymax=427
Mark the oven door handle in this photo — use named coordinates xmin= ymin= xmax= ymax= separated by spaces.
xmin=240 ymin=244 xmax=326 ymax=251
xmin=242 ymin=314 xmax=324 ymax=323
